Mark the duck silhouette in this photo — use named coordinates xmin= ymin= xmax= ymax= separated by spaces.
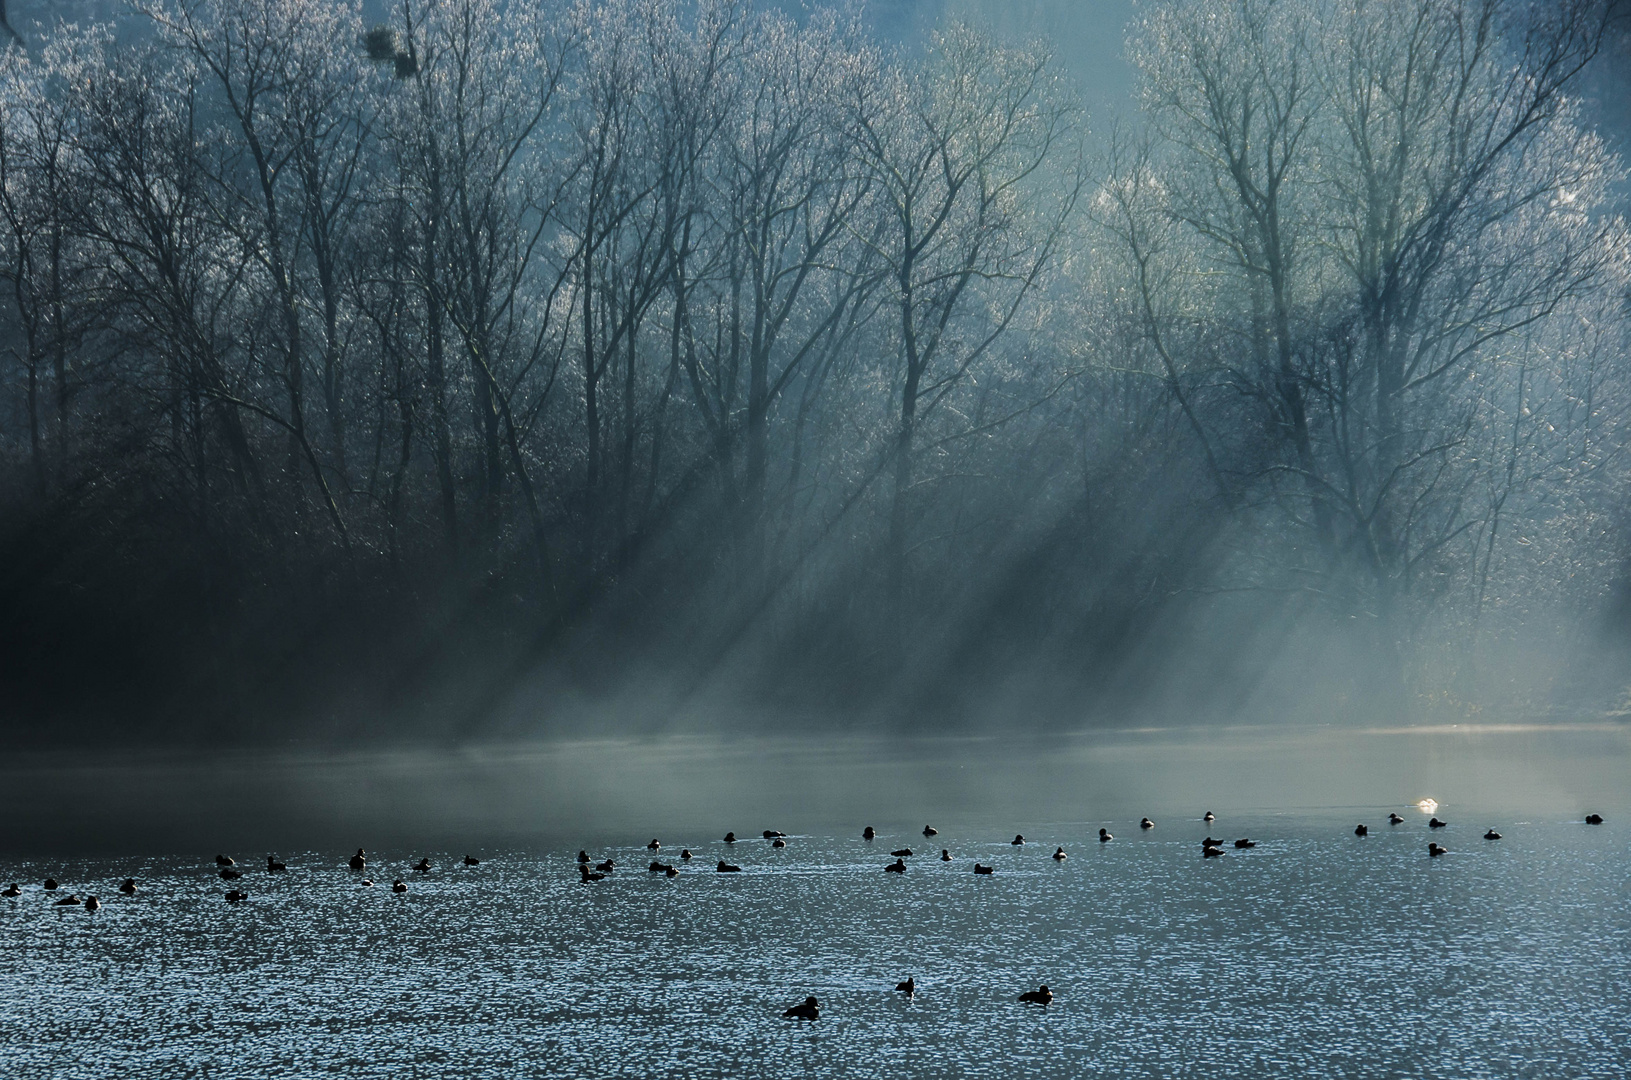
xmin=1483 ymin=829 xmax=1502 ymax=840
xmin=579 ymin=865 xmax=605 ymax=882
xmin=1203 ymin=837 xmax=1224 ymax=848
xmin=724 ymin=832 xmax=738 ymax=843
xmin=772 ymin=839 xmax=787 ymax=848
xmin=43 ymin=878 xmax=58 ymax=890
xmin=666 ymin=866 xmax=679 ymax=878
xmin=412 ymin=858 xmax=432 ymax=873
xmin=220 ymin=868 xmax=243 ymax=880
xmin=885 ymin=859 xmax=906 ymax=873
xmin=1011 ymin=835 xmax=1025 ymax=846
xmin=351 ymin=849 xmax=368 ymax=870
xmin=1052 ymin=847 xmax=1067 ymax=861
xmin=1019 ymin=985 xmax=1053 ymax=1005
xmin=863 ymin=827 xmax=876 ymax=840
xmin=1203 ymin=811 xmax=1215 ymax=822
xmin=361 ymin=879 xmax=374 ymax=887
xmin=1389 ymin=813 xmax=1405 ymax=825
xmin=463 ymin=855 xmax=480 ymax=866
xmin=1586 ymin=814 xmax=1604 ymax=825
xmin=940 ymin=849 xmax=952 ymax=861
xmin=84 ymin=896 xmax=100 ymax=912
xmin=1233 ymin=838 xmax=1256 ymax=849
xmin=649 ymin=861 xmax=674 ymax=873
xmin=119 ymin=879 xmax=136 ymax=895
xmin=891 ymin=848 xmax=913 ymax=858
xmin=224 ymin=890 xmax=249 ymax=902
xmin=266 ymin=855 xmax=287 ymax=872
xmin=2 ymin=884 xmax=20 ymax=897
xmin=1428 ymin=818 xmax=1447 ymax=829
xmin=1203 ymin=846 xmax=1222 ymax=858
xmin=717 ymin=861 xmax=741 ymax=873
xmin=55 ymin=894 xmax=81 ymax=906
xmin=1354 ymin=824 xmax=1368 ymax=837
xmin=680 ymin=849 xmax=693 ymax=860
xmin=1099 ymin=829 xmax=1112 ymax=843
xmin=783 ymin=996 xmax=820 ymax=1020
xmin=577 ymin=851 xmax=590 ymax=864
xmin=896 ymin=976 xmax=915 ymax=995
xmin=648 ymin=840 xmax=661 ymax=850
xmin=1140 ymin=818 xmax=1154 ymax=830
xmin=215 ymin=855 xmax=235 ymax=867
xmin=973 ymin=863 xmax=994 ymax=875
xmin=762 ymin=831 xmax=786 ymax=839
xmin=1428 ymin=843 xmax=1447 ymax=857
xmin=923 ymin=826 xmax=938 ymax=837
xmin=392 ymin=880 xmax=407 ymax=892
xmin=595 ymin=860 xmax=616 ymax=873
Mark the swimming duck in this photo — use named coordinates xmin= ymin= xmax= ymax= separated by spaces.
xmin=351 ymin=849 xmax=368 ymax=870
xmin=783 ymin=996 xmax=820 ymax=1020
xmin=1586 ymin=814 xmax=1604 ymax=825
xmin=43 ymin=879 xmax=57 ymax=891
xmin=940 ymin=849 xmax=952 ymax=861
xmin=895 ymin=976 xmax=916 ymax=995
xmin=463 ymin=855 xmax=480 ymax=866
xmin=1233 ymin=838 xmax=1256 ymax=849
xmin=1099 ymin=829 xmax=1112 ymax=843
xmin=923 ymin=826 xmax=938 ymax=837
xmin=648 ymin=840 xmax=661 ymax=850
xmin=772 ymin=839 xmax=786 ymax=848
xmin=1355 ymin=824 xmax=1368 ymax=837
xmin=1052 ymin=847 xmax=1067 ymax=861
xmin=392 ymin=880 xmax=407 ymax=892
xmin=266 ymin=855 xmax=286 ymax=872
xmin=1203 ymin=846 xmax=1222 ymax=858
xmin=1389 ymin=813 xmax=1405 ymax=825
xmin=1140 ymin=818 xmax=1154 ymax=830
xmin=724 ymin=832 xmax=738 ymax=843
xmin=577 ymin=850 xmax=590 ymax=864
xmin=1428 ymin=818 xmax=1447 ymax=829
xmin=220 ymin=868 xmax=243 ymax=880
xmin=973 ymin=863 xmax=994 ymax=875
xmin=891 ymin=848 xmax=913 ymax=858
xmin=119 ymin=879 xmax=136 ymax=895
xmin=413 ymin=858 xmax=432 ymax=873
xmin=361 ymin=879 xmax=374 ymax=887
xmin=681 ymin=849 xmax=693 ymax=860
xmin=885 ymin=859 xmax=906 ymax=873
xmin=2 ymin=884 xmax=20 ymax=897
xmin=84 ymin=896 xmax=100 ymax=912
xmin=717 ymin=861 xmax=742 ymax=873
xmin=55 ymin=894 xmax=81 ymax=906
xmin=1483 ymin=829 xmax=1502 ymax=840
xmin=1203 ymin=811 xmax=1215 ymax=822
xmin=1428 ymin=843 xmax=1447 ymax=857
xmin=863 ymin=827 xmax=876 ymax=840
xmin=649 ymin=861 xmax=674 ymax=873
xmin=215 ymin=855 xmax=235 ymax=867
xmin=1018 ymin=985 xmax=1053 ymax=1005
xmin=665 ymin=866 xmax=678 ymax=877
xmin=224 ymin=890 xmax=249 ymax=902
xmin=1011 ymin=835 xmax=1025 ymax=846
xmin=762 ymin=831 xmax=786 ymax=839
xmin=1203 ymin=837 xmax=1223 ymax=848
xmin=579 ymin=866 xmax=605 ymax=882
xmin=595 ymin=860 xmax=616 ymax=873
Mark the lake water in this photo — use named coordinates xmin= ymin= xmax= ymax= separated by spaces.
xmin=1 ymin=726 xmax=1628 ymax=1077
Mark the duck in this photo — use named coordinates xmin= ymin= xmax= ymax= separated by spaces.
xmin=1203 ymin=846 xmax=1222 ymax=858
xmin=215 ymin=855 xmax=235 ymax=867
xmin=1483 ymin=829 xmax=1502 ymax=840
xmin=648 ymin=839 xmax=661 ymax=850
xmin=1018 ymin=985 xmax=1053 ymax=1005
xmin=940 ymin=849 xmax=952 ymax=861
xmin=1389 ymin=813 xmax=1405 ymax=825
xmin=783 ymin=996 xmax=820 ymax=1020
xmin=1052 ymin=847 xmax=1067 ymax=861
xmin=220 ymin=868 xmax=243 ymax=880
xmin=1428 ymin=843 xmax=1447 ymax=857
xmin=762 ymin=831 xmax=786 ymax=839
xmin=648 ymin=861 xmax=674 ymax=873
xmin=1586 ymin=814 xmax=1604 ymax=825
xmin=973 ymin=863 xmax=994 ymax=875
xmin=923 ymin=826 xmax=938 ymax=837
xmin=412 ymin=858 xmax=432 ymax=873
xmin=885 ymin=859 xmax=906 ymax=873
xmin=2 ymin=884 xmax=20 ymax=897
xmin=595 ymin=860 xmax=616 ymax=873
xmin=43 ymin=879 xmax=58 ymax=891
xmin=717 ymin=861 xmax=742 ymax=873
xmin=863 ymin=827 xmax=876 ymax=840
xmin=224 ymin=890 xmax=249 ymax=902
xmin=1428 ymin=817 xmax=1447 ymax=829
xmin=579 ymin=866 xmax=605 ymax=883
xmin=1203 ymin=837 xmax=1224 ymax=848
xmin=896 ymin=976 xmax=915 ymax=995
xmin=680 ymin=849 xmax=693 ymax=861
xmin=266 ymin=855 xmax=287 ymax=872
xmin=1203 ymin=811 xmax=1215 ymax=822
xmin=1011 ymin=835 xmax=1025 ymax=846
xmin=1099 ymin=829 xmax=1112 ymax=843
xmin=772 ymin=839 xmax=787 ymax=849
xmin=84 ymin=896 xmax=100 ymax=912
xmin=54 ymin=894 xmax=81 ymax=906
xmin=351 ymin=849 xmax=368 ymax=870
xmin=1233 ymin=838 xmax=1256 ymax=849
xmin=119 ymin=879 xmax=136 ymax=895
xmin=361 ymin=879 xmax=374 ymax=887
xmin=577 ymin=851 xmax=590 ymax=864
xmin=1140 ymin=818 xmax=1154 ymax=830
xmin=462 ymin=855 xmax=480 ymax=866
xmin=1354 ymin=824 xmax=1368 ymax=837
xmin=891 ymin=848 xmax=913 ymax=858
xmin=392 ymin=880 xmax=408 ymax=892
xmin=665 ymin=866 xmax=678 ymax=878
xmin=724 ymin=832 xmax=738 ymax=844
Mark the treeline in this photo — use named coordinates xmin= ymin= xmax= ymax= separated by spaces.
xmin=0 ymin=0 xmax=1627 ymax=743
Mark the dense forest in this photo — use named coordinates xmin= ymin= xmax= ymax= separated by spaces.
xmin=1 ymin=0 xmax=1628 ymax=744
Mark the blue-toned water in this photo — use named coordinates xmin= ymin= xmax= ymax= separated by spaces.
xmin=2 ymin=806 xmax=1627 ymax=1078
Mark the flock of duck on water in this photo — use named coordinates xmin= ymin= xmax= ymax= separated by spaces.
xmin=4 ymin=809 xmax=1607 ymax=1015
